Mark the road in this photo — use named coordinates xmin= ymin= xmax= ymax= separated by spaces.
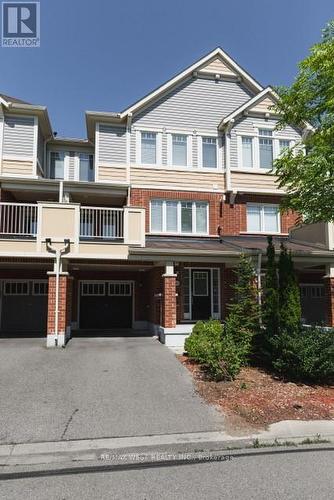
xmin=1 ymin=447 xmax=333 ymax=500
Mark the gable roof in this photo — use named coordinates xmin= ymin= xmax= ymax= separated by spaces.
xmin=219 ymin=86 xmax=278 ymax=128
xmin=118 ymin=47 xmax=263 ymax=119
xmin=0 ymin=93 xmax=31 ymax=106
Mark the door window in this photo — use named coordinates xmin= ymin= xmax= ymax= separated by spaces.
xmin=193 ymin=272 xmax=208 ymax=296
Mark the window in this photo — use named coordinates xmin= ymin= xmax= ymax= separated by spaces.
xmin=202 ymin=137 xmax=217 ymax=168
xmin=150 ymin=200 xmax=208 ymax=234
xmin=141 ymin=132 xmax=156 ymax=164
xmin=193 ymin=272 xmax=209 ymax=296
xmin=279 ymin=139 xmax=290 ymax=154
xmin=247 ymin=204 xmax=280 ymax=233
xmin=33 ymin=282 xmax=48 ymax=295
xmin=49 ymin=152 xmax=65 ymax=179
xmin=172 ymin=134 xmax=187 ymax=166
xmin=241 ymin=137 xmax=253 ymax=169
xmin=259 ymin=129 xmax=273 ymax=169
xmin=4 ymin=281 xmax=29 ymax=295
xmin=79 ymin=153 xmax=94 ymax=181
xmin=300 ymin=285 xmax=325 ymax=299
xmin=81 ymin=282 xmax=105 ymax=296
xmin=108 ymin=282 xmax=132 ymax=296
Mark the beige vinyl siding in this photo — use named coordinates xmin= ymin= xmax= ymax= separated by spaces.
xmin=130 ymin=166 xmax=225 ymax=191
xmin=98 ymin=125 xmax=126 ymax=164
xmin=98 ymin=165 xmax=127 ymax=183
xmin=2 ymin=159 xmax=34 ymax=176
xmin=250 ymin=97 xmax=275 ymax=114
xmin=231 ymin=171 xmax=282 ymax=192
xmin=3 ymin=115 xmax=35 ymax=157
xmin=133 ymin=76 xmax=253 ymax=132
xmin=199 ymin=57 xmax=237 ymax=76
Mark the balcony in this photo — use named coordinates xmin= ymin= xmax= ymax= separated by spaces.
xmin=0 ymin=202 xmax=145 ymax=259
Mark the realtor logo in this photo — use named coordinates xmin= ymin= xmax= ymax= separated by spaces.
xmin=2 ymin=2 xmax=40 ymax=47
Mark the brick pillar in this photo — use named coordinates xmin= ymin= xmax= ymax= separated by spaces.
xmin=324 ymin=277 xmax=334 ymax=327
xmin=47 ymin=274 xmax=73 ymax=347
xmin=162 ymin=274 xmax=177 ymax=328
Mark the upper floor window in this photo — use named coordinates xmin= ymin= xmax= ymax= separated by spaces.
xmin=279 ymin=139 xmax=290 ymax=154
xmin=141 ymin=132 xmax=156 ymax=164
xmin=150 ymin=199 xmax=208 ymax=235
xmin=49 ymin=152 xmax=65 ymax=179
xmin=172 ymin=134 xmax=187 ymax=166
xmin=241 ymin=137 xmax=253 ymax=169
xmin=247 ymin=204 xmax=280 ymax=233
xmin=79 ymin=153 xmax=94 ymax=182
xmin=259 ymin=129 xmax=273 ymax=169
xmin=202 ymin=137 xmax=217 ymax=168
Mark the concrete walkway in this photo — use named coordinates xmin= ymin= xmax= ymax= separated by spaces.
xmin=0 ymin=337 xmax=224 ymax=445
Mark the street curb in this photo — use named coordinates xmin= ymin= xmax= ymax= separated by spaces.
xmin=0 ymin=420 xmax=334 ymax=468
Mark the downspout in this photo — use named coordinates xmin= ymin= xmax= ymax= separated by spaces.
xmin=43 ymin=135 xmax=53 ymax=178
xmin=224 ymin=119 xmax=234 ymax=192
xmin=257 ymin=251 xmax=262 ymax=306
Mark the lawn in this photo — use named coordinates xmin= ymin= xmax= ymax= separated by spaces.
xmin=178 ymin=355 xmax=334 ymax=434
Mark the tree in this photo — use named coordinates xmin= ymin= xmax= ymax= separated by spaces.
xmin=225 ymin=254 xmax=260 ymax=357
xmin=278 ymin=243 xmax=302 ymax=333
xmin=262 ymin=236 xmax=279 ymax=338
xmin=273 ymin=20 xmax=334 ymax=223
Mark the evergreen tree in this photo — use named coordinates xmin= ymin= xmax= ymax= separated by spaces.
xmin=262 ymin=236 xmax=280 ymax=338
xmin=226 ymin=254 xmax=260 ymax=353
xmin=278 ymin=243 xmax=302 ymax=333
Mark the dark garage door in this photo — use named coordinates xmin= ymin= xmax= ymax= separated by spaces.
xmin=79 ymin=281 xmax=133 ymax=329
xmin=1 ymin=280 xmax=48 ymax=335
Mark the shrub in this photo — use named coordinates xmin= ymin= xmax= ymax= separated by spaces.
xmin=184 ymin=319 xmax=249 ymax=381
xmin=271 ymin=326 xmax=334 ymax=382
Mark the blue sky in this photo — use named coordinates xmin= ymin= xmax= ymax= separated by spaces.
xmin=0 ymin=0 xmax=332 ymax=138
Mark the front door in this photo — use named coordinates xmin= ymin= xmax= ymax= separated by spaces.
xmin=191 ymin=270 xmax=211 ymax=320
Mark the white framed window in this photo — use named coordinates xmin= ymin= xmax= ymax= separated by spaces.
xmin=150 ymin=200 xmax=209 ymax=235
xmin=259 ymin=129 xmax=273 ymax=169
xmin=202 ymin=137 xmax=217 ymax=168
xmin=108 ymin=282 xmax=132 ymax=296
xmin=33 ymin=281 xmax=48 ymax=295
xmin=49 ymin=151 xmax=65 ymax=179
xmin=300 ymin=284 xmax=325 ymax=299
xmin=241 ymin=137 xmax=253 ymax=169
xmin=81 ymin=282 xmax=105 ymax=296
xmin=4 ymin=281 xmax=29 ymax=295
xmin=141 ymin=132 xmax=156 ymax=164
xmin=79 ymin=153 xmax=94 ymax=181
xmin=279 ymin=139 xmax=290 ymax=154
xmin=247 ymin=204 xmax=280 ymax=233
xmin=172 ymin=134 xmax=187 ymax=166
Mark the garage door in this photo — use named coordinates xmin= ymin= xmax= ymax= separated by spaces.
xmin=79 ymin=281 xmax=133 ymax=329
xmin=1 ymin=280 xmax=48 ymax=335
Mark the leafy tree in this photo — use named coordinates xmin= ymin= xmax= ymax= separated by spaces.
xmin=273 ymin=20 xmax=334 ymax=222
xmin=278 ymin=243 xmax=302 ymax=333
xmin=262 ymin=236 xmax=280 ymax=346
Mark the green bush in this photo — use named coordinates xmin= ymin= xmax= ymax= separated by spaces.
xmin=271 ymin=326 xmax=334 ymax=382
xmin=184 ymin=319 xmax=251 ymax=381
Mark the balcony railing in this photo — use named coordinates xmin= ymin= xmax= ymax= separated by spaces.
xmin=79 ymin=207 xmax=124 ymax=240
xmin=0 ymin=203 xmax=38 ymax=237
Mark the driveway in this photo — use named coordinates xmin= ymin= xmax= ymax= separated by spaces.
xmin=0 ymin=337 xmax=224 ymax=444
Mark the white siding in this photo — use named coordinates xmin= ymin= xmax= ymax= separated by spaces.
xmin=3 ymin=115 xmax=35 ymax=157
xmin=98 ymin=125 xmax=126 ymax=164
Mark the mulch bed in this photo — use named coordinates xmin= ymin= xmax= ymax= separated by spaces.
xmin=178 ymin=355 xmax=334 ymax=434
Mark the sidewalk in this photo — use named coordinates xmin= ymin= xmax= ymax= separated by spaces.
xmin=1 ymin=420 xmax=333 ymax=470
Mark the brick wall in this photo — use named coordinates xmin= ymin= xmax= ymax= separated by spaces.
xmin=47 ymin=275 xmax=72 ymax=336
xmin=324 ymin=277 xmax=334 ymax=327
xmin=130 ymin=188 xmax=299 ymax=237
xmin=162 ymin=275 xmax=177 ymax=328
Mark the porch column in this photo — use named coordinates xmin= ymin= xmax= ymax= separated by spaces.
xmin=47 ymin=273 xmax=73 ymax=347
xmin=162 ymin=262 xmax=177 ymax=328
xmin=324 ymin=265 xmax=334 ymax=327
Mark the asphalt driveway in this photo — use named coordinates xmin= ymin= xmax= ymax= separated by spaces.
xmin=0 ymin=337 xmax=224 ymax=444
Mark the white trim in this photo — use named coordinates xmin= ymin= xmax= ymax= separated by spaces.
xmin=220 ymin=87 xmax=276 ymax=127
xmin=120 ymin=47 xmax=263 ymax=118
xmin=131 ymin=183 xmax=223 ymax=193
xmin=0 ymin=112 xmax=4 ymax=175
xmin=246 ymin=203 xmax=281 ymax=234
xmin=95 ymin=123 xmax=99 ymax=183
xmin=149 ymin=199 xmax=209 ymax=236
xmin=33 ymin=116 xmax=38 ymax=176
xmin=157 ymin=132 xmax=162 ymax=165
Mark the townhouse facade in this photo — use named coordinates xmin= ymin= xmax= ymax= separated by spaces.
xmin=0 ymin=48 xmax=333 ymax=348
